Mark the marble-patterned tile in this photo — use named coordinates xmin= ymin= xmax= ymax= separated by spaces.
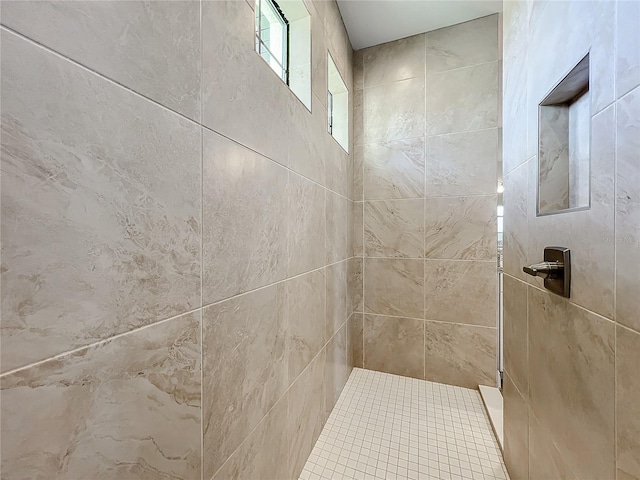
xmin=326 ymin=124 xmax=351 ymax=197
xmin=363 ymin=34 xmax=425 ymax=88
xmin=424 ymin=196 xmax=497 ymax=261
xmin=348 ymin=313 xmax=364 ymax=369
xmin=364 ymin=315 xmax=424 ymax=379
xmin=354 ymin=49 xmax=364 ymax=91
xmin=363 ymin=137 xmax=425 ymax=200
xmin=353 ymin=145 xmax=364 ymax=201
xmin=615 ymin=87 xmax=640 ymax=332
xmin=288 ymin=172 xmax=325 ymax=277
xmin=311 ymin=12 xmax=328 ymax=107
xmin=503 ymin=373 xmax=528 ymax=480
xmin=326 ymin=260 xmax=348 ymax=340
xmin=1 ymin=0 xmax=201 ymax=121
xmin=352 ymin=201 xmax=364 ymax=257
xmin=424 ymin=260 xmax=496 ymax=327
xmin=616 ymin=0 xmax=640 ymax=98
xmin=503 ymin=275 xmax=528 ymax=396
xmin=201 ymin=129 xmax=287 ymax=305
xmin=288 ymin=349 xmax=326 ymax=479
xmin=616 ymin=326 xmax=640 ymax=480
xmin=425 ymin=14 xmax=498 ymax=74
xmin=503 ymin=39 xmax=529 ymax=176
xmin=325 ymin=325 xmax=348 ymax=417
xmin=348 ymin=257 xmax=363 ymax=314
xmin=364 ymin=259 xmax=424 ymax=319
xmin=426 ymin=61 xmax=498 ymax=135
xmin=0 ymin=311 xmax=201 ymax=480
xmin=212 ymin=396 xmax=289 ymax=480
xmin=202 ymin=284 xmax=287 ymax=479
xmin=425 ymin=129 xmax=498 ymax=196
xmin=202 ymin=0 xmax=289 ymax=166
xmin=503 ymin=159 xmax=529 ymax=282
xmin=0 ymin=30 xmax=201 ymax=372
xmin=423 ymin=321 xmax=496 ymax=389
xmin=364 ymin=199 xmax=424 ymax=258
xmin=528 ymin=288 xmax=615 ymax=480
xmin=354 ymin=89 xmax=364 ymax=148
xmin=528 ymin=105 xmax=615 ymax=319
xmin=326 ymin=190 xmax=349 ymax=264
xmin=529 ymin=413 xmax=577 ymax=480
xmin=364 ymin=77 xmax=426 ymax=144
xmin=287 ymin=269 xmax=326 ymax=384
xmin=288 ymin=95 xmax=326 ymax=184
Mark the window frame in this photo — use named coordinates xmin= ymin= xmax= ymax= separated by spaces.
xmin=255 ymin=0 xmax=290 ymax=84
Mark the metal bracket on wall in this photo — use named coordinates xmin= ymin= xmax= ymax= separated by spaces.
xmin=523 ymin=246 xmax=571 ymax=298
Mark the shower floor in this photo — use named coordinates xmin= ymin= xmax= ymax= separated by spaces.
xmin=299 ymin=368 xmax=509 ymax=480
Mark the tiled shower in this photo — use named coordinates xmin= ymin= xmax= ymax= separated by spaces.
xmin=1 ymin=1 xmax=639 ymax=480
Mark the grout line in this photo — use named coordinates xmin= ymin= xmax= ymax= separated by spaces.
xmin=199 ymin=1 xmax=204 ymax=478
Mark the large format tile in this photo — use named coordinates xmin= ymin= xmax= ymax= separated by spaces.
xmin=363 ymin=34 xmax=425 ymax=88
xmin=363 ymin=315 xmax=424 ymax=379
xmin=502 ymin=160 xmax=529 ymax=281
xmin=326 ymin=123 xmax=351 ymax=197
xmin=528 ymin=288 xmax=615 ymax=480
xmin=326 ymin=189 xmax=349 ymax=264
xmin=616 ymin=326 xmax=640 ymax=480
xmin=348 ymin=313 xmax=364 ymax=369
xmin=0 ymin=30 xmax=201 ymax=372
xmin=503 ymin=373 xmax=528 ymax=480
xmin=503 ymin=275 xmax=528 ymax=396
xmin=0 ymin=311 xmax=201 ymax=480
xmin=326 ymin=261 xmax=348 ymax=340
xmin=202 ymin=130 xmax=287 ymax=305
xmin=288 ymin=350 xmax=326 ymax=480
xmin=426 ymin=61 xmax=498 ymax=135
xmin=364 ymin=77 xmax=426 ymax=144
xmin=212 ymin=396 xmax=289 ymax=480
xmin=364 ymin=199 xmax=424 ymax=258
xmin=424 ymin=196 xmax=497 ymax=261
xmin=202 ymin=284 xmax=287 ymax=478
xmin=352 ymin=201 xmax=364 ymax=256
xmin=325 ymin=325 xmax=349 ymax=417
xmin=287 ymin=270 xmax=326 ymax=383
xmin=364 ymin=258 xmax=424 ymax=318
xmin=1 ymin=0 xmax=201 ymax=120
xmin=616 ymin=0 xmax=640 ymax=98
xmin=288 ymin=172 xmax=326 ymax=277
xmin=423 ymin=321 xmax=496 ymax=389
xmin=616 ymin=87 xmax=640 ymax=332
xmin=424 ymin=260 xmax=496 ymax=327
xmin=363 ymin=137 xmax=425 ymax=200
xmin=528 ymin=413 xmax=577 ymax=480
xmin=425 ymin=129 xmax=498 ymax=196
xmin=288 ymin=95 xmax=326 ymax=184
xmin=348 ymin=257 xmax=363 ymax=314
xmin=425 ymin=15 xmax=498 ymax=74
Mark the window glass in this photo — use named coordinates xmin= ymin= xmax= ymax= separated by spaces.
xmin=255 ymin=0 xmax=288 ymax=82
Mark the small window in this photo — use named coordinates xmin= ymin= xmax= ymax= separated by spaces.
xmin=255 ymin=0 xmax=289 ymax=83
xmin=327 ymin=54 xmax=349 ymax=152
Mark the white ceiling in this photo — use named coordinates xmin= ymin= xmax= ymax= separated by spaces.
xmin=336 ymin=0 xmax=502 ymax=50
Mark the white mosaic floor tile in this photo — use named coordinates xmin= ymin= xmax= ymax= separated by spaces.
xmin=299 ymin=368 xmax=510 ymax=480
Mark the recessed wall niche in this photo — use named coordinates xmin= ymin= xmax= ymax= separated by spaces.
xmin=537 ymin=53 xmax=590 ymax=215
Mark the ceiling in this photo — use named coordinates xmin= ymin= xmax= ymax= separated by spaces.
xmin=336 ymin=0 xmax=502 ymax=50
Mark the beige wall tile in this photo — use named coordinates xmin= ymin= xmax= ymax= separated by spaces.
xmin=326 ymin=131 xmax=351 ymax=197
xmin=364 ymin=199 xmax=424 ymax=258
xmin=288 ymin=172 xmax=326 ymax=277
xmin=424 ymin=321 xmax=496 ymax=389
xmin=352 ymin=201 xmax=364 ymax=256
xmin=325 ymin=325 xmax=349 ymax=417
xmin=326 ymin=261 xmax=348 ymax=340
xmin=425 ymin=14 xmax=498 ymax=74
xmin=616 ymin=326 xmax=640 ymax=480
xmin=288 ymin=350 xmax=326 ymax=479
xmin=529 ymin=413 xmax=577 ymax=480
xmin=425 ymin=129 xmax=498 ymax=196
xmin=528 ymin=288 xmax=615 ymax=480
xmin=363 ymin=34 xmax=426 ymax=88
xmin=424 ymin=196 xmax=497 ymax=261
xmin=287 ymin=270 xmax=326 ymax=383
xmin=503 ymin=373 xmax=528 ymax=480
xmin=615 ymin=87 xmax=640 ymax=332
xmin=326 ymin=190 xmax=349 ymax=264
xmin=201 ymin=129 xmax=287 ymax=305
xmin=364 ymin=315 xmax=424 ymax=379
xmin=426 ymin=61 xmax=498 ymax=135
xmin=503 ymin=275 xmax=528 ymax=396
xmin=1 ymin=0 xmax=201 ymax=121
xmin=364 ymin=77 xmax=426 ymax=144
xmin=363 ymin=137 xmax=426 ymax=200
xmin=202 ymin=284 xmax=287 ymax=478
xmin=348 ymin=257 xmax=364 ymax=314
xmin=616 ymin=0 xmax=640 ymax=98
xmin=0 ymin=311 xmax=201 ymax=480
xmin=0 ymin=31 xmax=202 ymax=372
xmin=502 ymin=160 xmax=529 ymax=281
xmin=288 ymin=96 xmax=327 ymax=184
xmin=213 ymin=396 xmax=289 ymax=480
xmin=364 ymin=258 xmax=424 ymax=318
xmin=424 ymin=260 xmax=496 ymax=327
xmin=349 ymin=313 xmax=364 ymax=369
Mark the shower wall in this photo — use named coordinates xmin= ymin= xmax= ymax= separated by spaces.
xmin=502 ymin=1 xmax=640 ymax=479
xmin=350 ymin=15 xmax=501 ymax=389
xmin=0 ymin=1 xmax=354 ymax=479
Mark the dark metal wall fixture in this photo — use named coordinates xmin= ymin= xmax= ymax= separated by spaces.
xmin=523 ymin=247 xmax=571 ymax=298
